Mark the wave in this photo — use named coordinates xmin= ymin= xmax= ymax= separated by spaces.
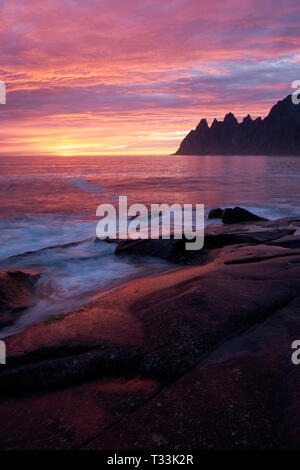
xmin=0 ymin=224 xmax=171 ymax=337
xmin=0 ymin=174 xmax=106 ymax=195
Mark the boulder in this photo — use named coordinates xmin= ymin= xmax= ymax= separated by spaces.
xmin=113 ymin=226 xmax=295 ymax=260
xmin=208 ymin=208 xmax=223 ymax=219
xmin=114 ymin=237 xmax=209 ymax=264
xmin=222 ymin=207 xmax=268 ymax=224
xmin=115 ymin=237 xmax=180 ymax=259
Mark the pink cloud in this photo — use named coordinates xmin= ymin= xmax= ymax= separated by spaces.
xmin=0 ymin=0 xmax=299 ymax=155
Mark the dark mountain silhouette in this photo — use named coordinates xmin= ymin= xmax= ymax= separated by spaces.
xmin=174 ymin=95 xmax=300 ymax=155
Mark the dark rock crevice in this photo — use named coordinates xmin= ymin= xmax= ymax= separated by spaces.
xmin=224 ymin=251 xmax=300 ymax=265
xmin=0 ymin=344 xmax=143 ymax=396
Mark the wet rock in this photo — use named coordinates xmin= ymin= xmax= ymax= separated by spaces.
xmin=108 ymin=215 xmax=299 ymax=262
xmin=204 ymin=228 xmax=294 ymax=248
xmin=222 ymin=207 xmax=268 ymax=224
xmin=1 ymin=219 xmax=300 ymax=450
xmin=115 ymin=237 xmax=181 ymax=259
xmin=0 ymin=271 xmax=39 ymax=328
xmin=114 ymin=227 xmax=294 ymax=258
xmin=208 ymin=208 xmax=223 ymax=219
xmin=114 ymin=236 xmax=209 ymax=264
xmin=4 ymin=244 xmax=300 ymax=388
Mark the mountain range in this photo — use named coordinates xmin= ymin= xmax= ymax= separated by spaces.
xmin=174 ymin=94 xmax=300 ymax=155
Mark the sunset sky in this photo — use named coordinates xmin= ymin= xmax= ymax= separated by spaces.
xmin=0 ymin=0 xmax=299 ymax=156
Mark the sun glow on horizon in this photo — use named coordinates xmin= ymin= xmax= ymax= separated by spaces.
xmin=0 ymin=0 xmax=299 ymax=156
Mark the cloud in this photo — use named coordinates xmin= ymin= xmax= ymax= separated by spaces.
xmin=0 ymin=0 xmax=299 ymax=154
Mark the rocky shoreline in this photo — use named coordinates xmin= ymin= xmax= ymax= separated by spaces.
xmin=0 ymin=212 xmax=300 ymax=449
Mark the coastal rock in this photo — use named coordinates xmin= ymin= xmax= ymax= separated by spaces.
xmin=115 ymin=237 xmax=181 ymax=259
xmin=0 ymin=271 xmax=39 ymax=328
xmin=0 ymin=376 xmax=160 ymax=450
xmin=204 ymin=228 xmax=294 ymax=248
xmin=2 ymin=243 xmax=300 ymax=385
xmin=114 ymin=236 xmax=210 ymax=264
xmin=266 ymin=234 xmax=300 ymax=249
xmin=113 ymin=218 xmax=294 ymax=259
xmin=175 ymin=95 xmax=300 ymax=156
xmin=221 ymin=207 xmax=268 ymax=224
xmin=87 ymin=298 xmax=300 ymax=450
xmin=1 ymin=217 xmax=300 ymax=449
xmin=208 ymin=208 xmax=223 ymax=219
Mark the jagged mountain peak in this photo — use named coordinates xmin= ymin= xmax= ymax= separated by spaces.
xmin=223 ymin=112 xmax=238 ymax=126
xmin=196 ymin=118 xmax=209 ymax=131
xmin=210 ymin=118 xmax=220 ymax=130
xmin=242 ymin=114 xmax=253 ymax=124
xmin=174 ymin=95 xmax=300 ymax=156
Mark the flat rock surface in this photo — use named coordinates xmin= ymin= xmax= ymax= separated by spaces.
xmin=86 ymin=298 xmax=300 ymax=450
xmin=1 ymin=216 xmax=300 ymax=449
xmin=113 ymin=216 xmax=299 ymax=260
xmin=0 ymin=376 xmax=160 ymax=450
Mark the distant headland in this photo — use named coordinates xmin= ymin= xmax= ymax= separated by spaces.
xmin=174 ymin=95 xmax=300 ymax=156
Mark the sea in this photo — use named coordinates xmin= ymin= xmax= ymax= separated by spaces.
xmin=0 ymin=154 xmax=299 ymax=336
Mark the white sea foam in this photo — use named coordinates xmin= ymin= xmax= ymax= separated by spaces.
xmin=0 ymin=213 xmax=172 ymax=337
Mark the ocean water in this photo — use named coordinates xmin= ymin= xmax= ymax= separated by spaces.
xmin=0 ymin=154 xmax=299 ymax=336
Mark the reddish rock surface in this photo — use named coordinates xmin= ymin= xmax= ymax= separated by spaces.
xmin=0 ymin=217 xmax=300 ymax=449
xmin=0 ymin=376 xmax=160 ymax=450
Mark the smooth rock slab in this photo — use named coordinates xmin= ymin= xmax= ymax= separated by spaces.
xmin=0 ymin=376 xmax=160 ymax=450
xmin=85 ymin=298 xmax=300 ymax=450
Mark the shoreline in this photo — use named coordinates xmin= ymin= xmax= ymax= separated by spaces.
xmin=0 ymin=213 xmax=300 ymax=448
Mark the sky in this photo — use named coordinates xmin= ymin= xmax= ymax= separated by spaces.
xmin=0 ymin=0 xmax=300 ymax=156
